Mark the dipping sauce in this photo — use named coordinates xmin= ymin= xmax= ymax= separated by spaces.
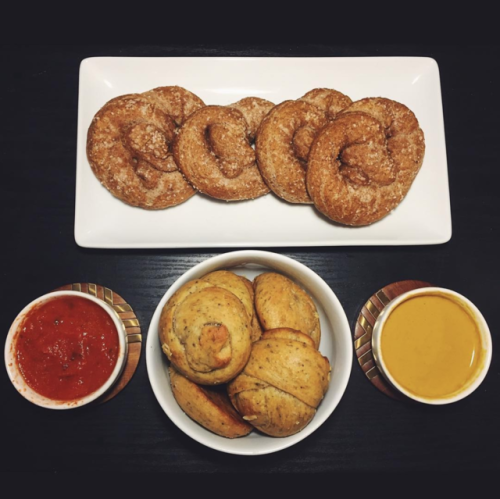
xmin=15 ymin=296 xmax=119 ymax=401
xmin=380 ymin=294 xmax=484 ymax=399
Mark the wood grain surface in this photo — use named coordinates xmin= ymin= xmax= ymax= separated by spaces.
xmin=1 ymin=45 xmax=499 ymax=473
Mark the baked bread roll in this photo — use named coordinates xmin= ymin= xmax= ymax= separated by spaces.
xmin=307 ymin=97 xmax=425 ymax=226
xmin=238 ymin=275 xmax=263 ymax=342
xmin=173 ymin=105 xmax=270 ymax=201
xmin=159 ymin=279 xmax=252 ymax=384
xmin=87 ymin=86 xmax=204 ymax=209
xmin=169 ymin=366 xmax=252 ymax=438
xmin=254 ymin=272 xmax=321 ymax=348
xmin=255 ymin=100 xmax=328 ymax=204
xmin=201 ymin=270 xmax=254 ymax=320
xmin=228 ymin=329 xmax=331 ymax=437
xmin=201 ymin=271 xmax=262 ymax=342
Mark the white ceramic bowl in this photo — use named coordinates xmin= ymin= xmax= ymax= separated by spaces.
xmin=146 ymin=250 xmax=352 ymax=455
xmin=5 ymin=290 xmax=128 ymax=409
xmin=372 ymin=287 xmax=492 ymax=405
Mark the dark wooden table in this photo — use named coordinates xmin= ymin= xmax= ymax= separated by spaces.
xmin=1 ymin=45 xmax=499 ymax=473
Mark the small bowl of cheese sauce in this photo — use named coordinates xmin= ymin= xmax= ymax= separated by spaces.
xmin=372 ymin=288 xmax=492 ymax=404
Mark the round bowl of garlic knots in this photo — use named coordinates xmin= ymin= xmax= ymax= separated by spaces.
xmin=146 ymin=250 xmax=352 ymax=455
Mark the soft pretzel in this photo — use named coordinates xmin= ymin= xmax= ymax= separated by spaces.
xmin=307 ymin=98 xmax=425 ymax=226
xmin=300 ymin=88 xmax=352 ymax=120
xmin=142 ymin=86 xmax=205 ymax=127
xmin=255 ymin=100 xmax=328 ymax=203
xmin=173 ymin=105 xmax=270 ymax=201
xmin=228 ymin=97 xmax=275 ymax=140
xmin=87 ymin=87 xmax=204 ymax=209
xmin=159 ymin=279 xmax=252 ymax=385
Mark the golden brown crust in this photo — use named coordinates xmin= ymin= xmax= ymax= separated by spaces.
xmin=307 ymin=98 xmax=425 ymax=226
xmin=261 ymin=328 xmax=316 ymax=348
xmin=227 ymin=333 xmax=331 ymax=437
xmin=237 ymin=275 xmax=263 ymax=342
xmin=200 ymin=270 xmax=254 ymax=319
xmin=237 ymin=275 xmax=255 ymax=302
xmin=86 ymin=88 xmax=204 ymax=209
xmin=255 ymin=100 xmax=328 ymax=204
xmin=173 ymin=105 xmax=270 ymax=201
xmin=229 ymin=381 xmax=316 ymax=437
xmin=169 ymin=366 xmax=252 ymax=438
xmin=228 ymin=97 xmax=275 ymax=141
xmin=200 ymin=271 xmax=263 ymax=342
xmin=159 ymin=279 xmax=252 ymax=384
xmin=142 ymin=86 xmax=205 ymax=126
xmin=300 ymin=88 xmax=352 ymax=120
xmin=254 ymin=273 xmax=321 ymax=348
xmin=249 ymin=314 xmax=263 ymax=343
xmin=243 ymin=333 xmax=329 ymax=407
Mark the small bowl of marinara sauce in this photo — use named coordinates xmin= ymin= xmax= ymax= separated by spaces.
xmin=5 ymin=290 xmax=127 ymax=409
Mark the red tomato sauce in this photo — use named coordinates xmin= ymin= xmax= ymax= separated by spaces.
xmin=15 ymin=296 xmax=119 ymax=401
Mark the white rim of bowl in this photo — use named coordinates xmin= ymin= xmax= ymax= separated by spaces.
xmin=372 ymin=287 xmax=492 ymax=405
xmin=146 ymin=249 xmax=353 ymax=455
xmin=5 ymin=290 xmax=128 ymax=409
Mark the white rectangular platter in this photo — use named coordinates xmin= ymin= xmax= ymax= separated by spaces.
xmin=75 ymin=57 xmax=451 ymax=248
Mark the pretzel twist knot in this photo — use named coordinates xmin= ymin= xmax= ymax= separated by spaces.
xmin=174 ymin=103 xmax=271 ymax=201
xmin=255 ymin=100 xmax=328 ymax=204
xmin=307 ymin=98 xmax=425 ymax=226
xmin=256 ymin=89 xmax=352 ymax=204
xmin=87 ymin=86 xmax=205 ymax=209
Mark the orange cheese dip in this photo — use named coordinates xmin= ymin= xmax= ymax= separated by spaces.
xmin=381 ymin=294 xmax=484 ymax=399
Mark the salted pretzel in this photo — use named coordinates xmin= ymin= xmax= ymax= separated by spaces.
xmin=300 ymin=88 xmax=352 ymax=120
xmin=228 ymin=97 xmax=275 ymax=140
xmin=87 ymin=86 xmax=204 ymax=209
xmin=307 ymin=97 xmax=425 ymax=226
xmin=173 ymin=104 xmax=270 ymax=201
xmin=142 ymin=86 xmax=205 ymax=127
xmin=255 ymin=100 xmax=328 ymax=204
